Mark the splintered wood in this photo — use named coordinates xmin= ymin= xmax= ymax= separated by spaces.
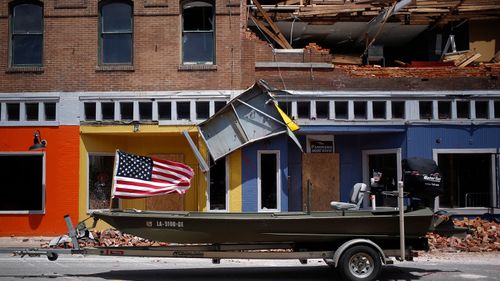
xmin=427 ymin=217 xmax=500 ymax=252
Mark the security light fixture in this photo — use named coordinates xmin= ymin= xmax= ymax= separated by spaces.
xmin=29 ymin=130 xmax=47 ymax=151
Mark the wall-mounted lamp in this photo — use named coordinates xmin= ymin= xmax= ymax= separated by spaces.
xmin=29 ymin=130 xmax=47 ymax=151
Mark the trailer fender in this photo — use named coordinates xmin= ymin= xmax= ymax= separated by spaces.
xmin=331 ymin=239 xmax=387 ymax=267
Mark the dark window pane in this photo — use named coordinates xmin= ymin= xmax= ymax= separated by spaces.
xmin=183 ymin=4 xmax=213 ymax=31
xmin=373 ymin=101 xmax=386 ymax=119
xmin=278 ymin=101 xmax=291 ymax=115
xmin=183 ymin=32 xmax=213 ymax=63
xmin=354 ymin=101 xmax=367 ymax=119
xmin=335 ymin=101 xmax=348 ymax=119
xmin=102 ymin=102 xmax=114 ymax=120
xmin=84 ymin=102 xmax=96 ymax=121
xmin=457 ymin=101 xmax=469 ymax=119
xmin=214 ymin=101 xmax=226 ymax=113
xmin=101 ymin=2 xmax=132 ymax=32
xmin=297 ymin=102 xmax=310 ymax=119
xmin=475 ymin=101 xmax=489 ymax=119
xmin=26 ymin=103 xmax=39 ymax=121
xmin=196 ymin=101 xmax=209 ymax=119
xmin=88 ymin=155 xmax=118 ymax=210
xmin=139 ymin=102 xmax=152 ymax=121
xmin=120 ymin=102 xmax=133 ymax=120
xmin=158 ymin=102 xmax=171 ymax=120
xmin=391 ymin=101 xmax=405 ymax=119
xmin=0 ymin=155 xmax=43 ymax=211
xmin=316 ymin=101 xmax=329 ymax=119
xmin=260 ymin=153 xmax=277 ymax=210
xmin=7 ymin=103 xmax=20 ymax=121
xmin=419 ymin=101 xmax=433 ymax=119
xmin=209 ymin=157 xmax=226 ymax=211
xmin=12 ymin=34 xmax=43 ymax=65
xmin=12 ymin=3 xmax=43 ymax=33
xmin=102 ymin=34 xmax=132 ymax=64
xmin=495 ymin=101 xmax=500 ymax=119
xmin=438 ymin=101 xmax=451 ymax=119
xmin=177 ymin=102 xmax=190 ymax=120
xmin=44 ymin=102 xmax=56 ymax=121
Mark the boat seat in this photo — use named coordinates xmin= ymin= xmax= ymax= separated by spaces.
xmin=330 ymin=183 xmax=369 ymax=211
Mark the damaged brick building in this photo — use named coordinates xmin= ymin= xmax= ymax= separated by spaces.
xmin=0 ymin=0 xmax=499 ymax=236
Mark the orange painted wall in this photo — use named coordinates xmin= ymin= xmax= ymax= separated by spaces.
xmin=0 ymin=126 xmax=80 ymax=236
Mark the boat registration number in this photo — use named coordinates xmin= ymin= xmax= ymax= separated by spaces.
xmin=147 ymin=220 xmax=184 ymax=228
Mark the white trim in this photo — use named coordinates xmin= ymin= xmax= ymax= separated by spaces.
xmin=207 ymin=157 xmax=229 ymax=212
xmin=258 ymin=150 xmax=281 ymax=212
xmin=433 ymin=148 xmax=498 ymax=209
xmin=0 ymin=151 xmax=46 ymax=214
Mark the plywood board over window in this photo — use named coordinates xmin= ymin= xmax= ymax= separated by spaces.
xmin=302 ymin=153 xmax=339 ymax=211
xmin=145 ymin=154 xmax=185 ymax=211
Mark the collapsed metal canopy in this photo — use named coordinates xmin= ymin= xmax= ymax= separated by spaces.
xmin=196 ymin=80 xmax=302 ymax=162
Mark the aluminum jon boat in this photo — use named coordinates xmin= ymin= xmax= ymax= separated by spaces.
xmin=90 ymin=207 xmax=449 ymax=249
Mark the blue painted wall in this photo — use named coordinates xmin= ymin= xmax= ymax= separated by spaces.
xmin=241 ymin=134 xmax=290 ymax=212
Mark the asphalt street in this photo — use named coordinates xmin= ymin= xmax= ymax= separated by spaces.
xmin=0 ymin=252 xmax=499 ymax=281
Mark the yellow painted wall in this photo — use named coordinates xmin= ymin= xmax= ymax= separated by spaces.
xmin=79 ymin=125 xmax=203 ymax=229
xmin=228 ymin=149 xmax=242 ymax=212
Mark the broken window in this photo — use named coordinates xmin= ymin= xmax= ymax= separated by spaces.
xmin=438 ymin=101 xmax=451 ymax=119
xmin=99 ymin=0 xmax=133 ymax=65
xmin=196 ymin=101 xmax=209 ymax=119
xmin=297 ymin=101 xmax=310 ymax=119
xmin=475 ymin=101 xmax=489 ymax=119
xmin=259 ymin=151 xmax=279 ymax=211
xmin=335 ymin=101 xmax=348 ymax=119
xmin=495 ymin=101 xmax=500 ymax=119
xmin=7 ymin=103 xmax=20 ymax=121
xmin=9 ymin=1 xmax=43 ymax=66
xmin=391 ymin=101 xmax=405 ymax=119
xmin=84 ymin=102 xmax=96 ymax=121
xmin=177 ymin=101 xmax=191 ymax=120
xmin=354 ymin=101 xmax=367 ymax=120
xmin=0 ymin=154 xmax=44 ymax=212
xmin=158 ymin=102 xmax=172 ymax=120
xmin=139 ymin=102 xmax=152 ymax=121
xmin=120 ymin=102 xmax=133 ymax=120
xmin=101 ymin=102 xmax=114 ymax=120
xmin=316 ymin=101 xmax=329 ymax=119
xmin=44 ymin=102 xmax=56 ymax=121
xmin=419 ymin=101 xmax=433 ymax=120
xmin=88 ymin=154 xmax=118 ymax=210
xmin=25 ymin=103 xmax=38 ymax=121
xmin=182 ymin=1 xmax=214 ymax=64
xmin=456 ymin=101 xmax=470 ymax=119
xmin=209 ymin=157 xmax=227 ymax=211
xmin=373 ymin=101 xmax=386 ymax=119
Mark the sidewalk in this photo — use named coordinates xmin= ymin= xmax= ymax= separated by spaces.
xmin=0 ymin=236 xmax=52 ymax=248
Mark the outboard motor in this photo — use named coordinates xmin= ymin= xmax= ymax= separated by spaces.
xmin=402 ymin=157 xmax=443 ymax=210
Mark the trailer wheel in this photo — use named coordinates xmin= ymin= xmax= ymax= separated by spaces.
xmin=338 ymin=245 xmax=381 ymax=281
xmin=47 ymin=252 xmax=58 ymax=261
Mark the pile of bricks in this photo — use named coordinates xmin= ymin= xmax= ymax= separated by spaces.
xmin=427 ymin=217 xmax=500 ymax=252
xmin=79 ymin=229 xmax=167 ymax=248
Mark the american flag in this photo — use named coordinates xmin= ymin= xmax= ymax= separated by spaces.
xmin=112 ymin=150 xmax=194 ymax=199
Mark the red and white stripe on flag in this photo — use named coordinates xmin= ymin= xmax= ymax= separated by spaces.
xmin=112 ymin=150 xmax=194 ymax=199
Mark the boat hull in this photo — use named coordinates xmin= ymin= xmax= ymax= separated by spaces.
xmin=91 ymin=208 xmax=434 ymax=246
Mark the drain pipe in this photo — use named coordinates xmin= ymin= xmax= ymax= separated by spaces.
xmin=398 ymin=180 xmax=405 ymax=261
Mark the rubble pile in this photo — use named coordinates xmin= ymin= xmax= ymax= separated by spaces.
xmin=80 ymin=229 xmax=167 ymax=248
xmin=427 ymin=217 xmax=500 ymax=252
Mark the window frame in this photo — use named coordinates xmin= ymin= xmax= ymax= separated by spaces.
xmin=257 ymin=150 xmax=281 ymax=212
xmin=87 ymin=152 xmax=119 ymax=212
xmin=9 ymin=0 xmax=44 ymax=67
xmin=181 ymin=0 xmax=215 ymax=65
xmin=207 ymin=157 xmax=229 ymax=212
xmin=0 ymin=151 xmax=46 ymax=214
xmin=98 ymin=0 xmax=134 ymax=66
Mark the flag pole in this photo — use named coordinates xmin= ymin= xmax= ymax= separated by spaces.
xmin=109 ymin=149 xmax=119 ymax=210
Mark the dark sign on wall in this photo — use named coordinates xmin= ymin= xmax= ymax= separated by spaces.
xmin=310 ymin=141 xmax=333 ymax=153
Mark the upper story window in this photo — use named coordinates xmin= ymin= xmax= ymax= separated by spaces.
xmin=9 ymin=1 xmax=43 ymax=67
xmin=182 ymin=1 xmax=215 ymax=64
xmin=99 ymin=0 xmax=133 ymax=65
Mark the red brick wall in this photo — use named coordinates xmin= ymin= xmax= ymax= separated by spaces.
xmin=0 ymin=0 xmax=244 ymax=92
